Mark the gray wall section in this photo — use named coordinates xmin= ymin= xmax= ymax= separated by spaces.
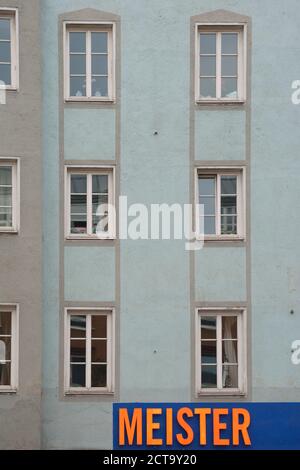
xmin=0 ymin=0 xmax=42 ymax=449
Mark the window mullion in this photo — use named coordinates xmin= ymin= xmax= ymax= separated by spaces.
xmin=87 ymin=174 xmax=92 ymax=236
xmin=216 ymin=32 xmax=222 ymax=99
xmin=86 ymin=31 xmax=92 ymax=97
xmin=217 ymin=316 xmax=222 ymax=389
xmin=86 ymin=315 xmax=91 ymax=389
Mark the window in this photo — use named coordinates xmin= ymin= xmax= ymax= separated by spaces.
xmin=0 ymin=305 xmax=18 ymax=391
xmin=0 ymin=8 xmax=18 ymax=89
xmin=196 ymin=25 xmax=246 ymax=102
xmin=196 ymin=308 xmax=246 ymax=395
xmin=65 ymin=166 xmax=115 ymax=239
xmin=0 ymin=159 xmax=19 ymax=232
xmin=196 ymin=168 xmax=244 ymax=239
xmin=64 ymin=23 xmax=115 ymax=101
xmin=65 ymin=308 xmax=114 ymax=393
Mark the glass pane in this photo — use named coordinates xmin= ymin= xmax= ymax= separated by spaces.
xmin=92 ymin=55 xmax=108 ymax=75
xmin=70 ymin=76 xmax=86 ymax=97
xmin=69 ymin=32 xmax=86 ymax=53
xmin=201 ymin=340 xmax=216 ymax=364
xmin=70 ymin=54 xmax=86 ymax=75
xmin=0 ymin=362 xmax=10 ymax=386
xmin=199 ymin=196 xmax=215 ymax=215
xmin=201 ymin=365 xmax=217 ymax=388
xmin=222 ymin=55 xmax=237 ymax=76
xmin=70 ymin=315 xmax=86 ymax=338
xmin=200 ymin=56 xmax=216 ymax=76
xmin=203 ymin=216 xmax=215 ymax=235
xmin=222 ymin=33 xmax=238 ymax=54
xmin=91 ymin=315 xmax=107 ymax=338
xmin=199 ymin=177 xmax=215 ymax=196
xmin=71 ymin=194 xmax=86 ymax=214
xmin=0 ymin=207 xmax=12 ymax=227
xmin=221 ymin=176 xmax=237 ymax=194
xmin=0 ymin=166 xmax=12 ymax=185
xmin=201 ymin=316 xmax=216 ymax=339
xmin=0 ymin=63 xmax=11 ymax=85
xmin=93 ymin=215 xmax=108 ymax=234
xmin=91 ymin=339 xmax=107 ymax=362
xmin=92 ymin=76 xmax=108 ymax=97
xmin=71 ymin=214 xmax=87 ymax=234
xmin=222 ymin=340 xmax=238 ymax=364
xmin=0 ymin=19 xmax=10 ymax=41
xmin=71 ymin=174 xmax=87 ymax=193
xmin=70 ymin=339 xmax=86 ymax=363
xmin=0 ymin=186 xmax=12 ymax=206
xmin=221 ymin=215 xmax=237 ymax=234
xmin=200 ymin=33 xmax=216 ymax=54
xmin=221 ymin=77 xmax=237 ymax=99
xmin=0 ymin=312 xmax=11 ymax=335
xmin=222 ymin=316 xmax=237 ymax=339
xmin=221 ymin=196 xmax=237 ymax=214
xmin=0 ymin=337 xmax=10 ymax=361
xmin=200 ymin=77 xmax=216 ymax=98
xmin=91 ymin=364 xmax=107 ymax=387
xmin=70 ymin=363 xmax=85 ymax=387
xmin=222 ymin=364 xmax=238 ymax=388
xmin=92 ymin=175 xmax=108 ymax=193
xmin=91 ymin=32 xmax=108 ymax=53
xmin=0 ymin=41 xmax=10 ymax=62
xmin=92 ymin=194 xmax=108 ymax=214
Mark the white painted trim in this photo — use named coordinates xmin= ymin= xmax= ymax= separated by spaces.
xmin=0 ymin=158 xmax=20 ymax=233
xmin=0 ymin=8 xmax=19 ymax=90
xmin=0 ymin=303 xmax=19 ymax=392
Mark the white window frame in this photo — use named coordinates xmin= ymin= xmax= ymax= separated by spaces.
xmin=64 ymin=307 xmax=115 ymax=395
xmin=0 ymin=8 xmax=19 ymax=90
xmin=65 ymin=165 xmax=115 ymax=240
xmin=196 ymin=307 xmax=247 ymax=396
xmin=195 ymin=23 xmax=247 ymax=103
xmin=0 ymin=158 xmax=20 ymax=233
xmin=63 ymin=21 xmax=116 ymax=102
xmin=195 ymin=166 xmax=245 ymax=240
xmin=0 ymin=304 xmax=19 ymax=392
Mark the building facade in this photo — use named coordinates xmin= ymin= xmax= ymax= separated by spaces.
xmin=0 ymin=0 xmax=299 ymax=449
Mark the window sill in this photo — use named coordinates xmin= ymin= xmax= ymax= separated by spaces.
xmin=64 ymin=97 xmax=115 ymax=103
xmin=65 ymin=390 xmax=114 ymax=396
xmin=195 ymin=99 xmax=245 ymax=105
xmin=65 ymin=235 xmax=115 ymax=241
xmin=204 ymin=235 xmax=245 ymax=241
xmin=0 ymin=388 xmax=17 ymax=394
xmin=0 ymin=228 xmax=19 ymax=234
xmin=197 ymin=390 xmax=246 ymax=397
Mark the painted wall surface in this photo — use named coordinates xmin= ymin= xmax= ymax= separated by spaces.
xmin=0 ymin=0 xmax=42 ymax=449
xmin=41 ymin=0 xmax=300 ymax=450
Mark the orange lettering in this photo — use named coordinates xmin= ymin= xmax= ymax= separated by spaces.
xmin=176 ymin=407 xmax=194 ymax=445
xmin=119 ymin=408 xmax=142 ymax=445
xmin=232 ymin=408 xmax=251 ymax=445
xmin=213 ymin=408 xmax=230 ymax=445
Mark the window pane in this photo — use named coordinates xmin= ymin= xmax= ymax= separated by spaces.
xmin=93 ymin=215 xmax=108 ymax=234
xmin=0 ymin=63 xmax=11 ymax=85
xmin=0 ymin=166 xmax=12 ymax=185
xmin=201 ymin=316 xmax=216 ymax=339
xmin=0 ymin=362 xmax=10 ymax=386
xmin=0 ymin=19 xmax=10 ymax=41
xmin=92 ymin=175 xmax=108 ymax=193
xmin=200 ymin=77 xmax=216 ymax=98
xmin=91 ymin=315 xmax=107 ymax=339
xmin=221 ymin=215 xmax=237 ymax=234
xmin=199 ymin=177 xmax=215 ymax=196
xmin=222 ymin=33 xmax=238 ymax=54
xmin=0 ymin=337 xmax=10 ymax=361
xmin=199 ymin=196 xmax=215 ymax=215
xmin=0 ymin=312 xmax=11 ymax=335
xmin=70 ymin=364 xmax=85 ymax=387
xmin=221 ymin=77 xmax=237 ymax=99
xmin=200 ymin=56 xmax=216 ymax=76
xmin=221 ymin=196 xmax=237 ymax=214
xmin=0 ymin=186 xmax=12 ymax=206
xmin=70 ymin=76 xmax=86 ymax=97
xmin=92 ymin=76 xmax=108 ymax=97
xmin=222 ymin=364 xmax=238 ymax=388
xmin=71 ymin=214 xmax=87 ymax=234
xmin=71 ymin=194 xmax=86 ymax=214
xmin=0 ymin=41 xmax=10 ymax=62
xmin=70 ymin=315 xmax=86 ymax=338
xmin=69 ymin=32 xmax=86 ymax=53
xmin=222 ymin=316 xmax=237 ymax=339
xmin=70 ymin=339 xmax=86 ymax=363
xmin=92 ymin=194 xmax=108 ymax=215
xmin=92 ymin=55 xmax=108 ymax=75
xmin=91 ymin=339 xmax=107 ymax=362
xmin=222 ymin=56 xmax=237 ymax=76
xmin=91 ymin=32 xmax=108 ymax=53
xmin=200 ymin=33 xmax=216 ymax=54
xmin=201 ymin=365 xmax=217 ymax=388
xmin=203 ymin=216 xmax=215 ymax=234
xmin=0 ymin=207 xmax=12 ymax=226
xmin=70 ymin=54 xmax=86 ymax=75
xmin=71 ymin=174 xmax=87 ymax=193
xmin=222 ymin=340 xmax=238 ymax=364
xmin=91 ymin=364 xmax=107 ymax=387
xmin=221 ymin=176 xmax=237 ymax=194
xmin=201 ymin=340 xmax=216 ymax=364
